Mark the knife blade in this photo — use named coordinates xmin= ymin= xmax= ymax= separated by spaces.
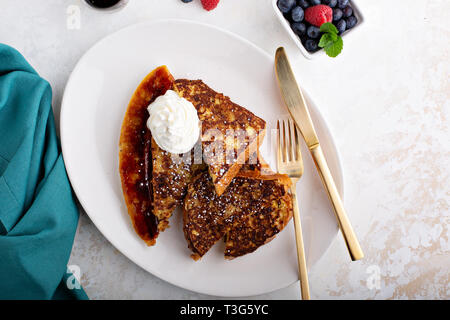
xmin=275 ymin=47 xmax=364 ymax=261
xmin=275 ymin=48 xmax=319 ymax=150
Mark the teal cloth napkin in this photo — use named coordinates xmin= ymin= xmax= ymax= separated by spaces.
xmin=0 ymin=44 xmax=88 ymax=300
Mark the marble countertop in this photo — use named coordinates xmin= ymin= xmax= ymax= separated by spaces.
xmin=1 ymin=0 xmax=448 ymax=299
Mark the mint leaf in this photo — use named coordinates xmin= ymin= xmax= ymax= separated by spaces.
xmin=318 ymin=22 xmax=343 ymax=58
xmin=323 ymin=36 xmax=343 ymax=58
xmin=318 ymin=33 xmax=335 ymax=48
xmin=319 ymin=22 xmax=338 ymax=35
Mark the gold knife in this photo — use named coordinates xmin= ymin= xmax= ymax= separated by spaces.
xmin=275 ymin=47 xmax=364 ymax=261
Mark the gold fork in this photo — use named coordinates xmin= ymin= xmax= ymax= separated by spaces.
xmin=277 ymin=118 xmax=310 ymax=300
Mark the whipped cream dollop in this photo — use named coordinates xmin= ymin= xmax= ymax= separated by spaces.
xmin=146 ymin=90 xmax=200 ymax=154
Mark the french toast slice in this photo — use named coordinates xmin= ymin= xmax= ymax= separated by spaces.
xmin=173 ymin=79 xmax=266 ymax=196
xmin=151 ymin=139 xmax=206 ymax=232
xmin=223 ymin=169 xmax=293 ymax=259
xmin=150 ymin=142 xmax=259 ymax=232
xmin=183 ymin=166 xmax=293 ymax=260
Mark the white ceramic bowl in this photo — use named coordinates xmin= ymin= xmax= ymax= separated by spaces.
xmin=272 ymin=0 xmax=365 ymax=59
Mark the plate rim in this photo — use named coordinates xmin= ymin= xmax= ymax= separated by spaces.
xmin=60 ymin=18 xmax=344 ymax=297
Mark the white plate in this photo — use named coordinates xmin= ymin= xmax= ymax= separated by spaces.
xmin=61 ymin=19 xmax=343 ymax=297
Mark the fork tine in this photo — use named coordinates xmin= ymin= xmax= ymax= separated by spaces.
xmin=285 ymin=119 xmax=291 ymax=162
xmin=276 ymin=120 xmax=282 ymax=168
xmin=281 ymin=119 xmax=287 ymax=162
xmin=294 ymin=123 xmax=304 ymax=174
xmin=289 ymin=119 xmax=299 ymax=161
xmin=289 ymin=119 xmax=301 ymax=161
xmin=294 ymin=122 xmax=301 ymax=161
xmin=293 ymin=121 xmax=299 ymax=161
xmin=287 ymin=119 xmax=296 ymax=162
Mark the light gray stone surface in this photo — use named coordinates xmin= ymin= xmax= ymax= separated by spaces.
xmin=1 ymin=0 xmax=448 ymax=299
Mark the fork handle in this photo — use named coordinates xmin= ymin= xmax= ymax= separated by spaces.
xmin=310 ymin=145 xmax=364 ymax=261
xmin=290 ymin=185 xmax=310 ymax=300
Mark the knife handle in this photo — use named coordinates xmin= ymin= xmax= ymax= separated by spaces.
xmin=310 ymin=145 xmax=364 ymax=261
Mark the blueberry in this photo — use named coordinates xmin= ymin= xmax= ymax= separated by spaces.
xmin=181 ymin=0 xmax=193 ymax=2
xmin=277 ymin=0 xmax=296 ymax=13
xmin=291 ymin=22 xmax=307 ymax=36
xmin=304 ymin=39 xmax=318 ymax=52
xmin=306 ymin=25 xmax=320 ymax=39
xmin=335 ymin=19 xmax=346 ymax=33
xmin=308 ymin=0 xmax=321 ymax=6
xmin=337 ymin=0 xmax=349 ymax=9
xmin=342 ymin=6 xmax=353 ymax=17
xmin=333 ymin=8 xmax=343 ymax=21
xmin=297 ymin=0 xmax=309 ymax=9
xmin=323 ymin=0 xmax=337 ymax=7
xmin=291 ymin=6 xmax=304 ymax=22
xmin=346 ymin=16 xmax=357 ymax=28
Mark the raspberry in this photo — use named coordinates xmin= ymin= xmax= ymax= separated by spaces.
xmin=201 ymin=0 xmax=220 ymax=11
xmin=305 ymin=5 xmax=333 ymax=27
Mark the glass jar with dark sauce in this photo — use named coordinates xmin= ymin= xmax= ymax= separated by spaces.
xmin=85 ymin=0 xmax=128 ymax=10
